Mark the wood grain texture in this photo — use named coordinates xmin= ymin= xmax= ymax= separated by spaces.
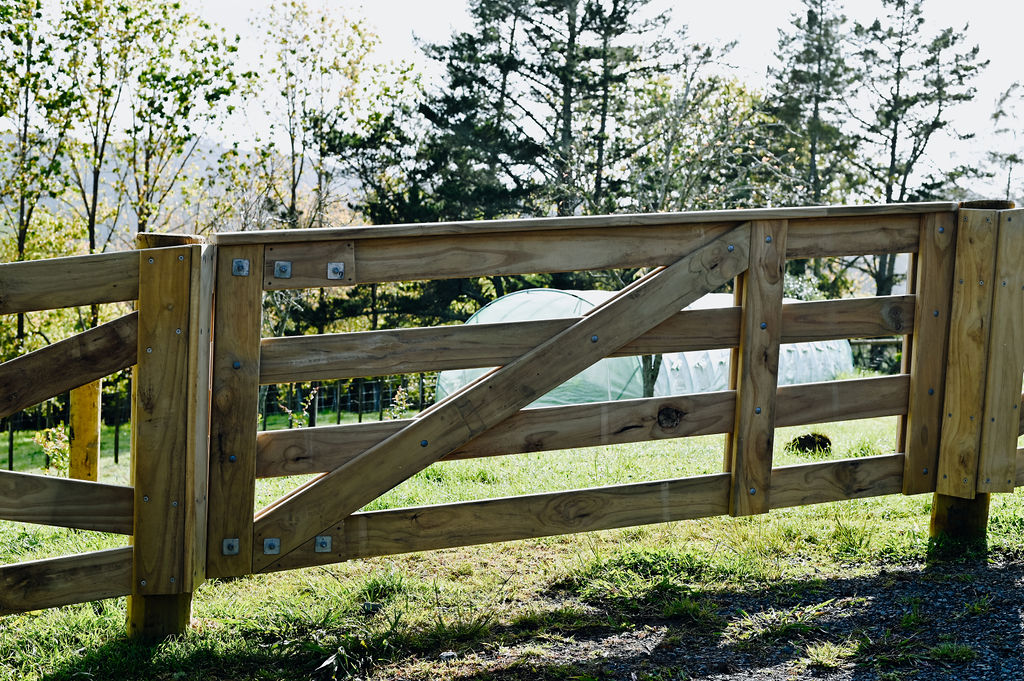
xmin=260 ymin=296 xmax=915 ymax=384
xmin=0 ymin=470 xmax=133 ymax=533
xmin=252 ymin=223 xmax=752 ymax=572
xmin=133 ymin=247 xmax=193 ymax=595
xmin=256 ymin=375 xmax=908 ymax=478
xmin=769 ymin=453 xmax=905 ymax=508
xmin=937 ymin=210 xmax=999 ymax=498
xmin=211 ymin=202 xmax=955 ymax=245
xmin=901 ymin=212 xmax=958 ymax=494
xmin=206 ymin=244 xmax=264 ymax=579
xmin=976 ymin=209 xmax=1024 ymax=493
xmin=729 ymin=221 xmax=787 ymax=516
xmin=0 ymin=251 xmax=139 ymax=314
xmin=259 ymin=453 xmax=904 ymax=572
xmin=184 ymin=244 xmax=216 ymax=591
xmin=234 ymin=215 xmax=920 ymax=290
xmin=786 ymin=215 xmax=920 ymax=258
xmin=69 ymin=379 xmax=101 ymax=482
xmin=0 ymin=547 xmax=133 ymax=615
xmin=0 ymin=312 xmax=137 ymax=419
xmin=263 ymin=241 xmax=355 ymax=290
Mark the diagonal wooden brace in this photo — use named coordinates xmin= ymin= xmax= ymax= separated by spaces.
xmin=251 ymin=222 xmax=752 ymax=572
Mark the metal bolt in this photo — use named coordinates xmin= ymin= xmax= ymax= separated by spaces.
xmin=938 ymin=226 xmax=945 ymax=233
xmin=274 ymin=261 xmax=292 ymax=279
xmin=986 ymin=478 xmax=991 ymax=484
xmin=754 ymin=407 xmax=762 ymax=414
xmin=175 ymin=328 xmax=182 ymax=335
xmin=765 ymin=236 xmax=772 ymax=243
xmin=146 ymin=347 xmax=153 ymax=354
xmin=979 ymin=280 xmax=984 ymax=286
xmin=222 ymin=538 xmax=239 ymax=556
xmin=591 ymin=335 xmax=599 ymax=342
xmin=727 ymin=244 xmax=735 ymax=252
xmin=170 ymin=577 xmax=175 ymax=584
xmin=760 ymin=322 xmax=767 ymax=329
xmin=231 ymin=259 xmax=250 ymax=277
xmin=420 ymin=440 xmax=428 ymax=447
xmin=178 ymin=255 xmax=184 ymax=261
xmin=327 ymin=262 xmax=346 ymax=280
xmin=928 ymin=388 xmax=934 ymax=395
xmin=142 ymin=495 xmax=149 ymax=502
xmin=749 ymin=487 xmax=756 ymax=495
xmin=933 ymin=310 xmax=939 ymax=317
xmin=315 ymin=535 xmax=333 ymax=553
xmin=263 ymin=538 xmax=281 ymax=555
xmin=233 ymin=361 xmax=241 ymax=369
xmin=963 ymin=477 xmax=969 ymax=484
xmin=991 ymin=417 xmax=995 ymax=422
xmin=171 ymin=501 xmax=178 ymax=507
xmin=923 ymin=468 xmax=928 ymax=475
xmin=970 ymin=415 xmax=974 ymax=420
xmin=948 ymin=413 xmax=952 ymax=418
xmin=943 ymin=474 xmax=948 ymax=479
xmin=148 ymin=257 xmax=154 ymax=264
xmin=228 ymin=455 xmax=237 ymax=462
xmin=1003 ymin=281 xmax=1008 ymax=287
xmin=140 ymin=580 xmax=147 ymax=586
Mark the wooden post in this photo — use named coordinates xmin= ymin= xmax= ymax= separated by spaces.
xmin=728 ymin=220 xmax=787 ymax=516
xmin=206 ymin=244 xmax=264 ymax=580
xmin=931 ymin=202 xmax=1017 ymax=548
xmin=69 ymin=379 xmax=101 ymax=481
xmin=128 ymin=234 xmax=212 ymax=639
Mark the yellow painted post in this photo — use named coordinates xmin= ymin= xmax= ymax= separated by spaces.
xmin=68 ymin=379 xmax=101 ymax=481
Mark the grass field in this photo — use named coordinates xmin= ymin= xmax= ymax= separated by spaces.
xmin=1 ymin=413 xmax=1022 ymax=680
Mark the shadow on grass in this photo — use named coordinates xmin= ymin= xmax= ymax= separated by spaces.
xmin=40 ymin=554 xmax=1023 ymax=681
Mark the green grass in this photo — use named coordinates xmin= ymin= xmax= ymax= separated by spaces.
xmin=1 ymin=413 xmax=1022 ymax=680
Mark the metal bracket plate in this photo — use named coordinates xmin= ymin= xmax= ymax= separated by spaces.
xmin=263 ymin=537 xmax=281 ymax=555
xmin=273 ymin=261 xmax=292 ymax=279
xmin=231 ymin=259 xmax=249 ymax=277
xmin=326 ymin=262 xmax=345 ymax=280
xmin=222 ymin=538 xmax=240 ymax=556
xmin=314 ymin=535 xmax=333 ymax=553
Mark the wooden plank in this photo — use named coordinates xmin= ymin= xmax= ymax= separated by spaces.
xmin=211 ymin=202 xmax=956 ymax=245
xmin=0 ymin=313 xmax=138 ymax=419
xmin=901 ymin=212 xmax=958 ymax=494
xmin=252 ymin=223 xmax=752 ymax=572
xmin=352 ymin=223 xmax=734 ymax=286
xmin=977 ymin=209 xmax=1024 ymax=492
xmin=0 ymin=547 xmax=133 ymax=615
xmin=256 ymin=375 xmax=908 ymax=478
xmin=728 ymin=221 xmax=787 ymax=516
xmin=69 ymin=379 xmax=101 ymax=482
xmin=183 ymin=244 xmax=216 ymax=591
xmin=259 ymin=453 xmax=904 ymax=573
xmin=254 ymin=216 xmax=919 ymax=289
xmin=936 ymin=210 xmax=999 ymax=498
xmin=769 ymin=453 xmax=905 ymax=508
xmin=0 ymin=470 xmax=133 ymax=533
xmin=263 ymin=241 xmax=355 ymax=290
xmin=206 ymin=244 xmax=264 ymax=579
xmin=0 ymin=251 xmax=139 ymax=314
xmin=260 ymin=295 xmax=915 ymax=384
xmin=132 ymin=247 xmax=193 ymax=595
xmin=786 ymin=215 xmax=920 ymax=258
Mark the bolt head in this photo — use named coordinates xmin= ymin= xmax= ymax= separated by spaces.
xmin=140 ymin=580 xmax=147 ymax=586
xmin=765 ymin=235 xmax=772 ymax=243
xmin=178 ymin=255 xmax=184 ymax=261
xmin=760 ymin=322 xmax=767 ymax=329
xmin=147 ymin=257 xmax=154 ymax=264
xmin=727 ymin=244 xmax=735 ymax=252
xmin=749 ymin=487 xmax=756 ymax=495
xmin=232 ymin=361 xmax=241 ymax=369
xmin=420 ymin=439 xmax=429 ymax=447
xmin=754 ymin=407 xmax=761 ymax=414
xmin=228 ymin=455 xmax=237 ymax=462
xmin=142 ymin=495 xmax=149 ymax=502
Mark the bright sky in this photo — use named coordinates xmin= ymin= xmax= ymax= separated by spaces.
xmin=199 ymin=0 xmax=1024 ymax=200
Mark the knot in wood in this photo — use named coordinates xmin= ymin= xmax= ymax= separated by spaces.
xmin=657 ymin=406 xmax=684 ymax=430
xmin=886 ymin=305 xmax=904 ymax=332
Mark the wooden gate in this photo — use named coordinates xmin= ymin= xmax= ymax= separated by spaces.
xmin=0 ymin=202 xmax=1021 ymax=638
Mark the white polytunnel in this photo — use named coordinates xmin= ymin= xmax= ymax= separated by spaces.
xmin=434 ymin=289 xmax=854 ymax=407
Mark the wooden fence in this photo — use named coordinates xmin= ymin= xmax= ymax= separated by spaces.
xmin=0 ymin=202 xmax=1021 ymax=638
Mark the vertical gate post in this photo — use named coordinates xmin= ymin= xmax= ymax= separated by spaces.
xmin=127 ymin=234 xmax=214 ymax=639
xmin=931 ymin=202 xmax=1019 ymax=547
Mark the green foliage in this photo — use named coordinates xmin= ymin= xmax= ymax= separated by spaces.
xmin=32 ymin=424 xmax=68 ymax=474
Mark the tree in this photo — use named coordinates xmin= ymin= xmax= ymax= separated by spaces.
xmin=768 ymin=0 xmax=857 ymax=206
xmin=848 ymin=0 xmax=987 ymax=296
xmin=0 ymin=0 xmax=75 ymax=343
xmin=987 ymin=82 xmax=1023 ymax=202
xmin=117 ymin=2 xmax=245 ymax=234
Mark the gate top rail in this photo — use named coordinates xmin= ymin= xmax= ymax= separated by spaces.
xmin=209 ymin=201 xmax=958 ymax=245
